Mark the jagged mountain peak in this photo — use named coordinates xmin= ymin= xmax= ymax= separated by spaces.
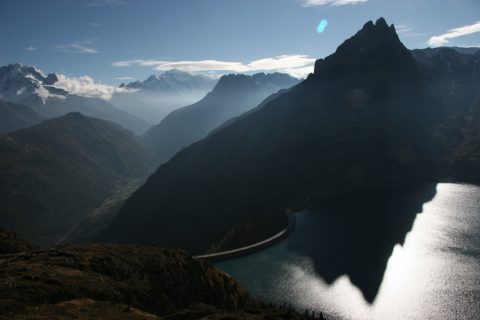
xmin=44 ymin=73 xmax=58 ymax=85
xmin=1 ymin=63 xmax=47 ymax=82
xmin=0 ymin=63 xmax=60 ymax=88
xmin=212 ymin=74 xmax=256 ymax=92
xmin=145 ymin=74 xmax=160 ymax=82
xmin=313 ymin=17 xmax=416 ymax=86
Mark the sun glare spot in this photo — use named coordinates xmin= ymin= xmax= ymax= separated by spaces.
xmin=317 ymin=19 xmax=328 ymax=33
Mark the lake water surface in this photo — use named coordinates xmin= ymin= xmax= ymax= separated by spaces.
xmin=216 ymin=183 xmax=480 ymax=320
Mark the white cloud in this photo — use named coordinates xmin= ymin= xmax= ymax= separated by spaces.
xmin=458 ymin=44 xmax=480 ymax=48
xmin=429 ymin=21 xmax=480 ymax=47
xmin=25 ymin=46 xmax=37 ymax=52
xmin=89 ymin=22 xmax=103 ymax=27
xmin=302 ymin=0 xmax=367 ymax=7
xmin=114 ymin=76 xmax=135 ymax=81
xmin=53 ymin=74 xmax=135 ymax=100
xmin=53 ymin=39 xmax=99 ymax=54
xmin=395 ymin=24 xmax=431 ymax=38
xmin=112 ymin=55 xmax=315 ymax=78
xmin=35 ymin=86 xmax=66 ymax=104
xmin=396 ymin=25 xmax=413 ymax=36
xmin=247 ymin=55 xmax=314 ymax=71
xmin=155 ymin=60 xmax=248 ymax=73
xmin=85 ymin=0 xmax=125 ymax=7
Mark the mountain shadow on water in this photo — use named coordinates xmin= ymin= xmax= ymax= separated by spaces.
xmin=286 ymin=183 xmax=437 ymax=303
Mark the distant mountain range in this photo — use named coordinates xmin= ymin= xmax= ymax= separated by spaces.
xmin=98 ymin=18 xmax=439 ymax=253
xmin=415 ymin=46 xmax=480 ymax=56
xmin=110 ymin=69 xmax=217 ymax=123
xmin=411 ymin=47 xmax=480 ymax=113
xmin=142 ymin=72 xmax=300 ymax=165
xmin=0 ymin=113 xmax=153 ymax=245
xmin=0 ymin=64 xmax=149 ymax=134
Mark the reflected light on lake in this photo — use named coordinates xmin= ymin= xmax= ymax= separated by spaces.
xmin=217 ymin=183 xmax=480 ymax=320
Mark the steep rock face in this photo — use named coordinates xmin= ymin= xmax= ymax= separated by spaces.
xmin=0 ymin=100 xmax=44 ymax=133
xmin=143 ymin=73 xmax=299 ymax=165
xmin=99 ymin=18 xmax=437 ymax=253
xmin=0 ymin=113 xmax=153 ymax=245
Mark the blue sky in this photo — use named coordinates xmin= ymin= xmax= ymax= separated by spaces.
xmin=1 ymin=0 xmax=479 ymax=88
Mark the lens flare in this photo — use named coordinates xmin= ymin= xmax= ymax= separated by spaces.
xmin=317 ymin=19 xmax=328 ymax=33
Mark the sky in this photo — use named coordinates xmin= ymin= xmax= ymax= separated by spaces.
xmin=0 ymin=0 xmax=479 ymax=93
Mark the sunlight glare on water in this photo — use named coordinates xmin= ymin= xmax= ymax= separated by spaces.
xmin=217 ymin=183 xmax=480 ymax=320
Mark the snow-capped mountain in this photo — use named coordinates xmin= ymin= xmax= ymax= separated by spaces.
xmin=0 ymin=63 xmax=150 ymax=134
xmin=110 ymin=69 xmax=217 ymax=123
xmin=0 ymin=63 xmax=65 ymax=104
xmin=121 ymin=69 xmax=215 ymax=92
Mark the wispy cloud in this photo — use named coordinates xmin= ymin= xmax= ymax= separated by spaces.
xmin=53 ymin=39 xmax=99 ymax=54
xmin=53 ymin=74 xmax=134 ymax=100
xmin=85 ymin=0 xmax=125 ymax=7
xmin=458 ymin=44 xmax=480 ymax=48
xmin=396 ymin=25 xmax=413 ymax=36
xmin=114 ymin=76 xmax=135 ymax=81
xmin=301 ymin=0 xmax=367 ymax=7
xmin=89 ymin=22 xmax=103 ymax=27
xmin=25 ymin=46 xmax=37 ymax=52
xmin=395 ymin=24 xmax=431 ymax=38
xmin=112 ymin=55 xmax=316 ymax=78
xmin=429 ymin=21 xmax=480 ymax=47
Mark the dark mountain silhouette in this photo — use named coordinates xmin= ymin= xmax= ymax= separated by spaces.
xmin=413 ymin=46 xmax=480 ymax=57
xmin=142 ymin=72 xmax=299 ymax=165
xmin=111 ymin=69 xmax=217 ymax=123
xmin=99 ymin=18 xmax=437 ymax=253
xmin=0 ymin=100 xmax=44 ymax=133
xmin=0 ymin=113 xmax=153 ymax=245
xmin=0 ymin=64 xmax=150 ymax=135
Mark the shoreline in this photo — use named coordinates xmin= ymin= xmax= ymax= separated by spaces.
xmin=194 ymin=212 xmax=297 ymax=262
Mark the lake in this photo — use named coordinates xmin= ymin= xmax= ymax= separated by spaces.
xmin=216 ymin=183 xmax=480 ymax=320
